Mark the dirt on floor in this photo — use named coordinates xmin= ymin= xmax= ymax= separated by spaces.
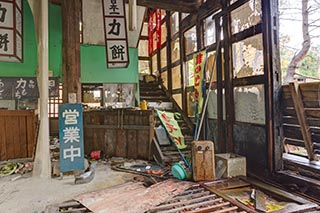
xmin=0 ymin=161 xmax=136 ymax=213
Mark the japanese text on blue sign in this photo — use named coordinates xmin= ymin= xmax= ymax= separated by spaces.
xmin=59 ymin=104 xmax=84 ymax=173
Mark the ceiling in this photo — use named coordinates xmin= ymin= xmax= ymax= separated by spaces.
xmin=49 ymin=0 xmax=203 ymax=13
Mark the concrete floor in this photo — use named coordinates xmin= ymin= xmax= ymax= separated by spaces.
xmin=0 ymin=161 xmax=136 ymax=213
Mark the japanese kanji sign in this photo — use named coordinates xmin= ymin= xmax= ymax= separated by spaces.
xmin=102 ymin=0 xmax=129 ymax=68
xmin=0 ymin=77 xmax=59 ymax=100
xmin=59 ymin=104 xmax=85 ymax=173
xmin=156 ymin=110 xmax=187 ymax=150
xmin=0 ymin=0 xmax=23 ymax=62
xmin=148 ymin=9 xmax=162 ymax=55
xmin=193 ymin=50 xmax=206 ymax=113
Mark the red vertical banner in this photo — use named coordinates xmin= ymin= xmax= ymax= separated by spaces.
xmin=156 ymin=9 xmax=162 ymax=49
xmin=148 ymin=11 xmax=154 ymax=56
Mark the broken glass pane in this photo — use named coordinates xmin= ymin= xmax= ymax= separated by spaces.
xmin=172 ymin=65 xmax=181 ymax=89
xmin=152 ymin=54 xmax=158 ymax=76
xmin=171 ymin=12 xmax=179 ymax=36
xmin=138 ymin=60 xmax=149 ymax=74
xmin=161 ymin=71 xmax=168 ymax=89
xmin=203 ymin=15 xmax=216 ymax=47
xmin=173 ymin=93 xmax=182 ymax=109
xmin=186 ymin=59 xmax=194 ymax=86
xmin=184 ymin=26 xmax=197 ymax=55
xmin=138 ymin=40 xmax=148 ymax=57
xmin=171 ymin=38 xmax=180 ymax=63
xmin=232 ymin=34 xmax=264 ymax=78
xmin=161 ymin=47 xmax=167 ymax=69
xmin=234 ymin=84 xmax=265 ymax=124
xmin=231 ymin=0 xmax=261 ymax=34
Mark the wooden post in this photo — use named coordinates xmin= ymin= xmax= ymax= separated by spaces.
xmin=61 ymin=0 xmax=82 ymax=103
xmin=289 ymin=82 xmax=315 ymax=161
xmin=29 ymin=0 xmax=51 ymax=179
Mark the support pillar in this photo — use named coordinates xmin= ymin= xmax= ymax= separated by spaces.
xmin=61 ymin=0 xmax=82 ymax=103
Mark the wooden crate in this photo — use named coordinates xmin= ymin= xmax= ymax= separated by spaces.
xmin=192 ymin=140 xmax=216 ymax=181
xmin=83 ymin=109 xmax=154 ymax=160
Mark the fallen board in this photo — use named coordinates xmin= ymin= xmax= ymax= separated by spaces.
xmin=75 ymin=179 xmax=193 ymax=213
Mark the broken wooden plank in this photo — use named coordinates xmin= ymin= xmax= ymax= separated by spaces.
xmin=185 ymin=202 xmax=231 ymax=213
xmin=157 ymin=198 xmax=223 ymax=213
xmin=75 ymin=179 xmax=193 ymax=213
xmin=212 ymin=206 xmax=238 ymax=213
xmin=240 ymin=176 xmax=312 ymax=204
xmin=149 ymin=194 xmax=217 ymax=212
xmin=289 ymin=82 xmax=315 ymax=160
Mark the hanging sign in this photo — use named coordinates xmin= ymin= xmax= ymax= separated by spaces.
xmin=156 ymin=110 xmax=187 ymax=150
xmin=0 ymin=0 xmax=23 ymax=62
xmin=148 ymin=10 xmax=154 ymax=55
xmin=102 ymin=0 xmax=129 ymax=68
xmin=148 ymin=9 xmax=161 ymax=55
xmin=193 ymin=50 xmax=206 ymax=113
xmin=156 ymin=9 xmax=161 ymax=49
xmin=59 ymin=104 xmax=85 ymax=173
xmin=0 ymin=77 xmax=59 ymax=100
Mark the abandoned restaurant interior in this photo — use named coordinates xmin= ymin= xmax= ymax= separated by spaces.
xmin=0 ymin=0 xmax=320 ymax=212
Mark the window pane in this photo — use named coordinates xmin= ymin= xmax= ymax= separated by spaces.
xmin=153 ymin=32 xmax=157 ymax=52
xmin=172 ymin=65 xmax=181 ymax=89
xmin=203 ymin=15 xmax=216 ymax=46
xmin=207 ymin=89 xmax=226 ymax=119
xmin=139 ymin=60 xmax=150 ymax=74
xmin=206 ymin=51 xmax=225 ymax=82
xmin=187 ymin=91 xmax=196 ymax=117
xmin=232 ymin=34 xmax=264 ymax=78
xmin=141 ymin=22 xmax=148 ymax=36
xmin=152 ymin=54 xmax=158 ymax=76
xmin=171 ymin=38 xmax=180 ymax=63
xmin=171 ymin=12 xmax=179 ymax=36
xmin=186 ymin=59 xmax=194 ymax=86
xmin=138 ymin=40 xmax=148 ymax=57
xmin=184 ymin=26 xmax=197 ymax=55
xmin=173 ymin=93 xmax=182 ymax=109
xmin=181 ymin=13 xmax=189 ymax=20
xmin=161 ymin=10 xmax=166 ymax=19
xmin=234 ymin=84 xmax=265 ymax=124
xmin=161 ymin=23 xmax=167 ymax=45
xmin=160 ymin=47 xmax=167 ymax=69
xmin=161 ymin=71 xmax=168 ymax=89
xmin=231 ymin=0 xmax=262 ymax=34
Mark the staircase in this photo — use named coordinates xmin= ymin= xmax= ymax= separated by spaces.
xmin=139 ymin=79 xmax=195 ymax=166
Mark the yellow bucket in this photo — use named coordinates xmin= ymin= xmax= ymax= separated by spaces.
xmin=140 ymin=100 xmax=147 ymax=110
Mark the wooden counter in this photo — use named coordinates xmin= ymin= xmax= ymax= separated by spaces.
xmin=83 ymin=109 xmax=154 ymax=160
xmin=0 ymin=110 xmax=37 ymax=161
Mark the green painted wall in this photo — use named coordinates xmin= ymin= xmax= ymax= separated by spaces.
xmin=0 ymin=1 xmax=138 ymax=85
xmin=49 ymin=3 xmax=62 ymax=77
xmin=0 ymin=0 xmax=37 ymax=76
xmin=81 ymin=46 xmax=138 ymax=83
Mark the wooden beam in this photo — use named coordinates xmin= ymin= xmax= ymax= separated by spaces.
xmin=132 ymin=0 xmax=203 ymax=13
xmin=289 ymin=82 xmax=315 ymax=161
xmin=61 ymin=0 xmax=82 ymax=103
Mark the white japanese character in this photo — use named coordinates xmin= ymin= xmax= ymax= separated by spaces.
xmin=63 ymin=145 xmax=81 ymax=162
xmin=16 ymin=78 xmax=26 ymax=89
xmin=28 ymin=80 xmax=35 ymax=89
xmin=62 ymin=109 xmax=79 ymax=125
xmin=63 ymin=127 xmax=80 ymax=143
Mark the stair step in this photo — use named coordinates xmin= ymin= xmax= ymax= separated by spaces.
xmin=163 ymin=156 xmax=184 ymax=164
xmin=141 ymin=96 xmax=170 ymax=101
xmin=162 ymin=150 xmax=191 ymax=156
xmin=140 ymin=90 xmax=165 ymax=96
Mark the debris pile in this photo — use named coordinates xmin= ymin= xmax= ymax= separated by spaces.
xmin=0 ymin=161 xmax=33 ymax=178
